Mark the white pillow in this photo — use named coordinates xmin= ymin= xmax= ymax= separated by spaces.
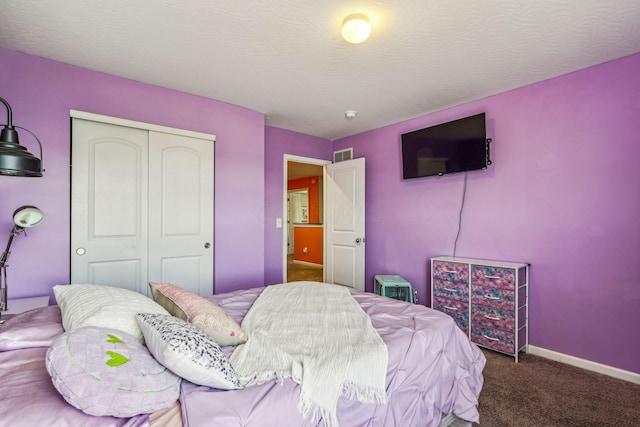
xmin=53 ymin=284 xmax=169 ymax=342
xmin=136 ymin=313 xmax=241 ymax=390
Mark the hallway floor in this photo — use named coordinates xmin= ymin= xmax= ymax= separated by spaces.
xmin=287 ymin=255 xmax=324 ymax=282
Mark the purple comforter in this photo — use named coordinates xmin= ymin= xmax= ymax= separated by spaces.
xmin=182 ymin=287 xmax=485 ymax=427
xmin=0 ymin=287 xmax=485 ymax=427
xmin=0 ymin=306 xmax=148 ymax=427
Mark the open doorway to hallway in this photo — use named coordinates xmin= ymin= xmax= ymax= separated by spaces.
xmin=284 ymin=157 xmax=329 ymax=283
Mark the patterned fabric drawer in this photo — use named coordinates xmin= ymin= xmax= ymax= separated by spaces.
xmin=433 ymin=278 xmax=468 ymax=301
xmin=433 ymin=261 xmax=469 ymax=283
xmin=471 ymin=304 xmax=515 ymax=332
xmin=433 ymin=296 xmax=469 ymax=335
xmin=471 ymin=265 xmax=515 ymax=290
xmin=471 ymin=326 xmax=515 ymax=354
xmin=470 ymin=284 xmax=515 ymax=312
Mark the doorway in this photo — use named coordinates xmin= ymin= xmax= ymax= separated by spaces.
xmin=283 ymin=155 xmax=329 ymax=283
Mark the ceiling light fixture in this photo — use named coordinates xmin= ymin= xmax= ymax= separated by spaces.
xmin=345 ymin=110 xmax=358 ymax=119
xmin=341 ymin=14 xmax=371 ymax=44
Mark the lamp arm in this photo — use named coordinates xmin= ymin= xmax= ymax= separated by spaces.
xmin=0 ymin=227 xmax=18 ymax=316
xmin=0 ymin=226 xmax=21 ymax=269
xmin=0 ymin=96 xmax=13 ymax=128
xmin=0 ymin=266 xmax=6 ymax=314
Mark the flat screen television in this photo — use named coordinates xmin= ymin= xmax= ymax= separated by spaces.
xmin=401 ymin=113 xmax=491 ymax=179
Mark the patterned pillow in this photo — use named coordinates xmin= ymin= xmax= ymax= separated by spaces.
xmin=46 ymin=327 xmax=181 ymax=417
xmin=136 ymin=313 xmax=241 ymax=390
xmin=149 ymin=282 xmax=247 ymax=346
xmin=53 ymin=284 xmax=169 ymax=343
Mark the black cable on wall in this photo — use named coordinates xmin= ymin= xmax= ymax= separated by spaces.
xmin=452 ymin=172 xmax=468 ymax=257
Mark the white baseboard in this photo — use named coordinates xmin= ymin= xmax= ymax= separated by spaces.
xmin=440 ymin=413 xmax=471 ymax=427
xmin=527 ymin=345 xmax=640 ymax=385
xmin=291 ymin=260 xmax=323 ymax=267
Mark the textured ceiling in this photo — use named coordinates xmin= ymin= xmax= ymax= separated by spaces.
xmin=1 ymin=0 xmax=640 ymax=140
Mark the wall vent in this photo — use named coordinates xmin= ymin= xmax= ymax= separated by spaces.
xmin=333 ymin=148 xmax=353 ymax=163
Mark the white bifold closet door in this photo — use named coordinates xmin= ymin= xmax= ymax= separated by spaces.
xmin=71 ymin=117 xmax=214 ymax=296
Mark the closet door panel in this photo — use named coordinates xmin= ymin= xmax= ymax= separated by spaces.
xmin=92 ymin=142 xmax=142 ymax=236
xmin=148 ymin=131 xmax=214 ymax=296
xmin=159 ymin=256 xmax=201 ymax=291
xmin=88 ymin=260 xmax=142 ymax=293
xmin=71 ymin=119 xmax=149 ymax=292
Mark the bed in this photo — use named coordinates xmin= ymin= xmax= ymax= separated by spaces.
xmin=0 ymin=282 xmax=485 ymax=427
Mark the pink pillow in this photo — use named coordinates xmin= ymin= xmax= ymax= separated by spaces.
xmin=149 ymin=283 xmax=247 ymax=346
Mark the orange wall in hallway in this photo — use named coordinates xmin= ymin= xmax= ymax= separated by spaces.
xmin=288 ymin=176 xmax=320 ymax=223
xmin=293 ymin=226 xmax=323 ymax=265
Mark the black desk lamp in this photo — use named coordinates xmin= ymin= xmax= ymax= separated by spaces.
xmin=0 ymin=95 xmax=45 ymax=321
xmin=0 ymin=206 xmax=44 ymax=322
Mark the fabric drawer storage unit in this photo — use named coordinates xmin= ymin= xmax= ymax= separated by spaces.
xmin=373 ymin=275 xmax=415 ymax=303
xmin=431 ymin=256 xmax=529 ymax=362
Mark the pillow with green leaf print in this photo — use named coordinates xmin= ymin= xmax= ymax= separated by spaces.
xmin=46 ymin=326 xmax=181 ymax=418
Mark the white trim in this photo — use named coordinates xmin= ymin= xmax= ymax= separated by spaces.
xmin=282 ymin=154 xmax=331 ymax=283
xmin=291 ymin=260 xmax=323 ymax=267
xmin=528 ymin=345 xmax=640 ymax=385
xmin=70 ymin=110 xmax=216 ymax=141
xmin=440 ymin=413 xmax=471 ymax=427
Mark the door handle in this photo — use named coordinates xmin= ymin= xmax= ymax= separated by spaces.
xmin=355 ymin=237 xmax=365 ymax=245
xmin=204 ymin=242 xmax=211 ymax=249
xmin=76 ymin=248 xmax=86 ymax=255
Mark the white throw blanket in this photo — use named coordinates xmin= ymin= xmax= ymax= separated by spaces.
xmin=229 ymin=282 xmax=388 ymax=427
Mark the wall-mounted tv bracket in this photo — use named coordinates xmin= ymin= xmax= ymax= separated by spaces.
xmin=486 ymin=138 xmax=493 ymax=166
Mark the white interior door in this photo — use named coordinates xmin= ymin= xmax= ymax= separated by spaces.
xmin=71 ymin=117 xmax=214 ymax=296
xmin=71 ymin=119 xmax=149 ymax=293
xmin=148 ymin=131 xmax=214 ymax=296
xmin=324 ymin=158 xmax=365 ymax=290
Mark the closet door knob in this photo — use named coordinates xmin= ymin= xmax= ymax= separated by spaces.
xmin=76 ymin=248 xmax=86 ymax=255
xmin=204 ymin=242 xmax=211 ymax=249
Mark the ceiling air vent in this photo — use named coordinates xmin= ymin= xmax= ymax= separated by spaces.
xmin=333 ymin=148 xmax=353 ymax=163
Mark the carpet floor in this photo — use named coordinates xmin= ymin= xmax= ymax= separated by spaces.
xmin=478 ymin=349 xmax=640 ymax=426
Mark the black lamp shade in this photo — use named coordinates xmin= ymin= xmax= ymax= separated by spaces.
xmin=0 ymin=96 xmax=44 ymax=177
xmin=0 ymin=137 xmax=43 ymax=177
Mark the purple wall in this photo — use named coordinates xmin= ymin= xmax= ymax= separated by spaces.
xmin=263 ymin=126 xmax=332 ymax=285
xmin=2 ymin=46 xmax=638 ymax=374
xmin=332 ymin=53 xmax=640 ymax=373
xmin=0 ymin=47 xmax=265 ymax=297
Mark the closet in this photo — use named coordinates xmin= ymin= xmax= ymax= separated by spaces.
xmin=70 ymin=112 xmax=214 ymax=296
